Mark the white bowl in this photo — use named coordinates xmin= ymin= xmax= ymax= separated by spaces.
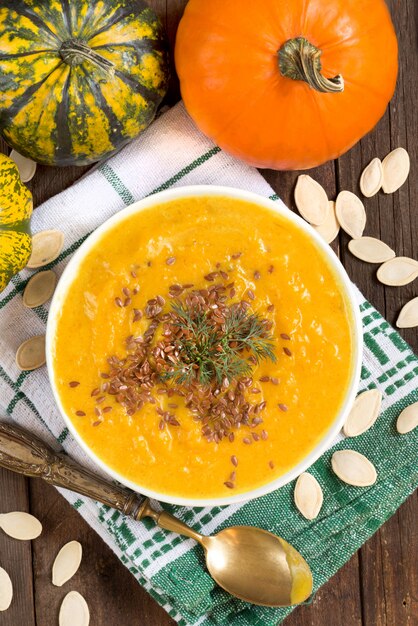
xmin=47 ymin=185 xmax=363 ymax=507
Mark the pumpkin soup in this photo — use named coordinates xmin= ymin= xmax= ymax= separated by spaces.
xmin=52 ymin=196 xmax=354 ymax=498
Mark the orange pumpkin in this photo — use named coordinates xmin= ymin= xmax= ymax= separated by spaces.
xmin=175 ymin=0 xmax=398 ymax=170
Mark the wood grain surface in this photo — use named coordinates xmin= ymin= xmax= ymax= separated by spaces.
xmin=0 ymin=1 xmax=416 ymax=625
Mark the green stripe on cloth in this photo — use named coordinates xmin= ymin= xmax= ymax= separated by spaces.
xmin=149 ymin=147 xmax=221 ymax=195
xmin=99 ymin=162 xmax=136 ymax=205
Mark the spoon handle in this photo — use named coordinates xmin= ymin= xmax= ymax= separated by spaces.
xmin=0 ymin=421 xmax=147 ymax=518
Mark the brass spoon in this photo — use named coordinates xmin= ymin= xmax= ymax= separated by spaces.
xmin=0 ymin=421 xmax=312 ymax=607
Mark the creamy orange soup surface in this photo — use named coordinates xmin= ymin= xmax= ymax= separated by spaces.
xmin=53 ymin=196 xmax=354 ymax=499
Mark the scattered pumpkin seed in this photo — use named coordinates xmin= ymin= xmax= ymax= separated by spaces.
xmin=59 ymin=591 xmax=90 ymax=626
xmin=294 ymin=473 xmax=323 ymax=520
xmin=376 ymin=257 xmax=418 ymax=286
xmin=396 ymin=296 xmax=418 ymax=328
xmin=0 ymin=512 xmax=42 ymax=540
xmin=27 ymin=230 xmax=64 ymax=269
xmin=381 ymin=147 xmax=410 ymax=193
xmin=294 ymin=175 xmax=328 ymax=225
xmin=331 ymin=450 xmax=377 ymax=487
xmin=348 ymin=237 xmax=395 ymax=264
xmin=335 ymin=191 xmax=366 ymax=239
xmin=343 ymin=389 xmax=382 ymax=437
xmin=359 ymin=157 xmax=383 ymax=197
xmin=52 ymin=540 xmax=83 ymax=587
xmin=15 ymin=335 xmax=46 ymax=371
xmin=396 ymin=402 xmax=418 ymax=434
xmin=0 ymin=567 xmax=13 ymax=611
xmin=9 ymin=149 xmax=37 ymax=183
xmin=22 ymin=270 xmax=57 ymax=308
xmin=313 ymin=200 xmax=340 ymax=244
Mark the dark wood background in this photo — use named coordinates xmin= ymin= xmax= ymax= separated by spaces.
xmin=0 ymin=1 xmax=416 ymax=624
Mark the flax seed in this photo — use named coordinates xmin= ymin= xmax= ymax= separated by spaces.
xmin=231 ymin=455 xmax=238 ymax=467
xmin=259 ymin=376 xmax=270 ymax=382
xmin=280 ymin=333 xmax=291 ymax=340
xmin=166 ymin=256 xmax=176 ymax=265
xmin=224 ymin=481 xmax=235 ymax=489
xmin=115 ymin=297 xmax=123 ymax=307
xmin=75 ymin=410 xmax=86 ymax=416
xmin=254 ymin=271 xmax=261 ymax=280
xmin=269 ymin=460 xmax=275 ymax=469
xmin=69 ymin=381 xmax=80 ymax=388
xmin=278 ymin=403 xmax=288 ymax=412
xmin=283 ymin=347 xmax=292 ymax=357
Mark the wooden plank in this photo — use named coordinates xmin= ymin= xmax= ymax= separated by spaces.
xmin=0 ymin=468 xmax=35 ymax=626
xmin=359 ymin=495 xmax=418 ymax=626
xmin=29 ymin=479 xmax=174 ymax=626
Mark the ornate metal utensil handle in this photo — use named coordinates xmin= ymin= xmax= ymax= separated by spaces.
xmin=0 ymin=421 xmax=147 ymax=519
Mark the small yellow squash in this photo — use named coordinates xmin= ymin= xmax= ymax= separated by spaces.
xmin=0 ymin=154 xmax=32 ymax=292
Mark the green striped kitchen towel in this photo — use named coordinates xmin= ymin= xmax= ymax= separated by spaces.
xmin=0 ymin=102 xmax=417 ymax=626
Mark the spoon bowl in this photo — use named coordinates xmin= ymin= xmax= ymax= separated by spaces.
xmin=202 ymin=526 xmax=312 ymax=606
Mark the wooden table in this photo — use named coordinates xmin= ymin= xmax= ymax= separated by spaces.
xmin=0 ymin=1 xmax=416 ymax=624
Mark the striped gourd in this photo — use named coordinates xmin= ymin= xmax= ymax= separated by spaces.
xmin=0 ymin=0 xmax=168 ymax=166
xmin=0 ymin=154 xmax=32 ymax=292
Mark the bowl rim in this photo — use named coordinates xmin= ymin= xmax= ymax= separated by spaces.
xmin=46 ymin=184 xmax=363 ymax=507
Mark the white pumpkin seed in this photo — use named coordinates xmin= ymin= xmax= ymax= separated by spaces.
xmin=376 ymin=257 xmax=418 ymax=286
xmin=381 ymin=147 xmax=410 ymax=193
xmin=59 ymin=591 xmax=90 ymax=626
xmin=343 ymin=389 xmax=382 ymax=437
xmin=396 ymin=402 xmax=418 ymax=434
xmin=313 ymin=200 xmax=340 ymax=244
xmin=360 ymin=158 xmax=383 ymax=197
xmin=52 ymin=540 xmax=83 ymax=587
xmin=0 ymin=567 xmax=13 ymax=611
xmin=335 ymin=191 xmax=366 ymax=239
xmin=9 ymin=149 xmax=37 ymax=183
xmin=294 ymin=473 xmax=323 ymax=520
xmin=27 ymin=230 xmax=64 ymax=269
xmin=294 ymin=175 xmax=329 ymax=225
xmin=0 ymin=512 xmax=42 ymax=540
xmin=396 ymin=297 xmax=418 ymax=328
xmin=331 ymin=450 xmax=377 ymax=486
xmin=348 ymin=237 xmax=395 ymax=264
xmin=15 ymin=335 xmax=46 ymax=371
xmin=23 ymin=270 xmax=57 ymax=308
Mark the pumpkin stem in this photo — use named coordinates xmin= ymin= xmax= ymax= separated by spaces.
xmin=278 ymin=37 xmax=344 ymax=93
xmin=60 ymin=40 xmax=115 ymax=73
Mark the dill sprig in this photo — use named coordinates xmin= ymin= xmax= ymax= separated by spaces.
xmin=162 ymin=302 xmax=276 ymax=386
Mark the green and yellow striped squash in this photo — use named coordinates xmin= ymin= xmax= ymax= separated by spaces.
xmin=0 ymin=153 xmax=32 ymax=292
xmin=0 ymin=0 xmax=169 ymax=166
